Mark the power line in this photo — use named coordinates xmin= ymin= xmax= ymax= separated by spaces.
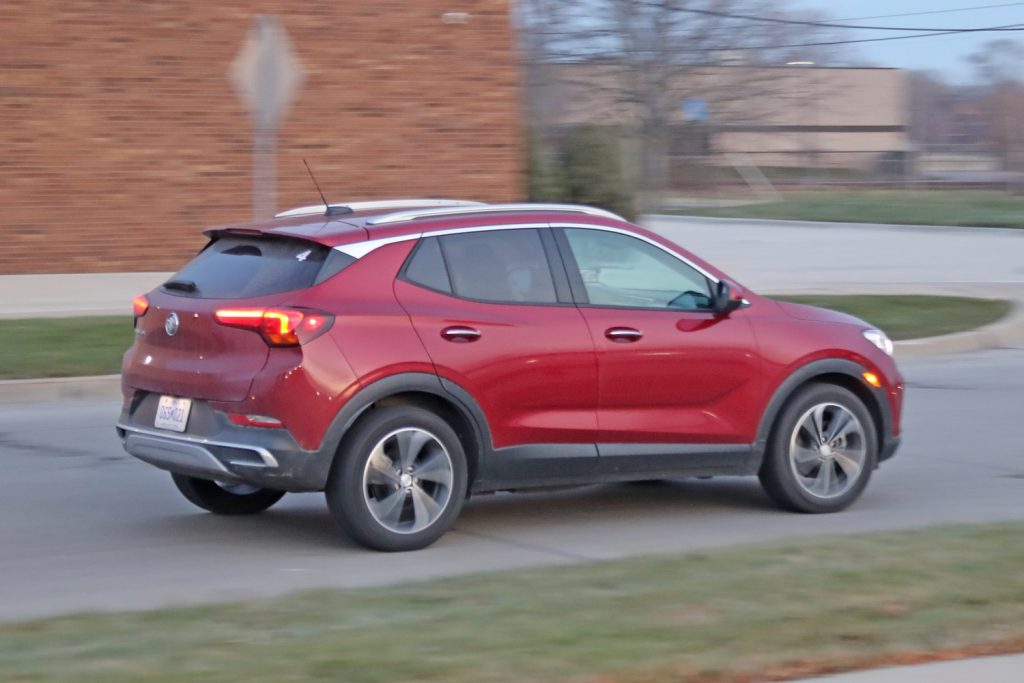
xmin=598 ymin=23 xmax=1024 ymax=52
xmin=563 ymin=23 xmax=1024 ymax=54
xmin=677 ymin=7 xmax=1024 ymax=32
xmin=716 ymin=23 xmax=1024 ymax=51
xmin=835 ymin=2 xmax=1024 ymax=22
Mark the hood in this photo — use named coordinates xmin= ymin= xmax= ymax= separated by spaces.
xmin=775 ymin=300 xmax=869 ymax=328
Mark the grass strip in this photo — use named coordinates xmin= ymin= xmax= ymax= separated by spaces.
xmin=0 ymin=316 xmax=133 ymax=379
xmin=672 ymin=190 xmax=1024 ymax=228
xmin=1 ymin=522 xmax=1023 ymax=682
xmin=771 ymin=295 xmax=1012 ymax=340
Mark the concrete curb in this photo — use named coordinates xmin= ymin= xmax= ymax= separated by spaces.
xmin=894 ymin=300 xmax=1024 ymax=359
xmin=1 ymin=300 xmax=1022 ymax=404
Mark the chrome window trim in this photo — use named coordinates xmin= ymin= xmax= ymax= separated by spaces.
xmin=334 ymin=221 xmax=720 ymax=284
xmin=554 ymin=222 xmax=720 ymax=284
xmin=274 ymin=199 xmax=484 ymax=219
xmin=117 ymin=423 xmax=279 ymax=468
xmin=425 ymin=222 xmax=551 ymax=238
xmin=338 ymin=234 xmax=422 ymax=259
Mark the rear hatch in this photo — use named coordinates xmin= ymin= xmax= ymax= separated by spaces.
xmin=123 ymin=233 xmax=347 ymax=402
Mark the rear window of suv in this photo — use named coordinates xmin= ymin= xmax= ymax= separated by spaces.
xmin=164 ymin=235 xmax=353 ymax=299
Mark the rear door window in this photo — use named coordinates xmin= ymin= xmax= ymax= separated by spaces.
xmin=440 ymin=229 xmax=558 ymax=304
xmin=403 ymin=229 xmax=560 ymax=305
xmin=165 ymin=235 xmax=347 ymax=298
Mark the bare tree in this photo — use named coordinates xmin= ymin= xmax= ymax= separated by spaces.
xmin=516 ymin=0 xmax=853 ymax=202
xmin=968 ymin=39 xmax=1024 ymax=171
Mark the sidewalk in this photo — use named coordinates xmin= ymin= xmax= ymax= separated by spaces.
xmin=0 ymin=272 xmax=170 ymax=318
xmin=793 ymin=653 xmax=1024 ymax=682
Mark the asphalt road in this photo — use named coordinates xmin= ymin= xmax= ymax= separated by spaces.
xmin=2 ymin=217 xmax=1023 ymax=623
xmin=2 ymin=346 xmax=1023 ymax=623
xmin=648 ymin=215 xmax=1024 ymax=294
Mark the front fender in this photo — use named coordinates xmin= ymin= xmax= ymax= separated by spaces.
xmin=753 ymin=358 xmax=896 ymax=468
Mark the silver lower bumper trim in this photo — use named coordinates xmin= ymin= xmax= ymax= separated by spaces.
xmin=117 ymin=423 xmax=279 ymax=471
xmin=125 ymin=432 xmax=237 ymax=479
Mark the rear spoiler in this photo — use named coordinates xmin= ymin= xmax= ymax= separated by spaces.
xmin=201 ymin=227 xmax=266 ymax=239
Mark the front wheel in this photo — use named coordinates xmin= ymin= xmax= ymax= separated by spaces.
xmin=759 ymin=383 xmax=877 ymax=513
xmin=326 ymin=406 xmax=468 ymax=552
xmin=171 ymin=474 xmax=285 ymax=515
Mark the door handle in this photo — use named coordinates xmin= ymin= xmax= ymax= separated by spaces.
xmin=441 ymin=326 xmax=481 ymax=343
xmin=605 ymin=327 xmax=642 ymax=342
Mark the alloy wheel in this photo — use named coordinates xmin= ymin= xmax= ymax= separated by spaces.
xmin=361 ymin=427 xmax=454 ymax=534
xmin=788 ymin=402 xmax=867 ymax=499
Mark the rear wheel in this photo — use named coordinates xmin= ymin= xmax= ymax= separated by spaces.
xmin=171 ymin=474 xmax=285 ymax=515
xmin=326 ymin=406 xmax=468 ymax=552
xmin=759 ymin=383 xmax=877 ymax=513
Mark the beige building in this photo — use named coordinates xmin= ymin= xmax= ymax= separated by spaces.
xmin=530 ymin=64 xmax=909 ymax=171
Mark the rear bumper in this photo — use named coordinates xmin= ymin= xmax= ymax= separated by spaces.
xmin=116 ymin=396 xmax=333 ymax=492
xmin=119 ymin=425 xmax=276 ymax=482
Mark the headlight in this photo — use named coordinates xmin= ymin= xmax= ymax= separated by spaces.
xmin=862 ymin=329 xmax=893 ymax=356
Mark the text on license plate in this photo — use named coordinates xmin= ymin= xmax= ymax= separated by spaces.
xmin=155 ymin=396 xmax=192 ymax=433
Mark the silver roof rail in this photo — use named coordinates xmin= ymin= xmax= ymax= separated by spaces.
xmin=274 ymin=199 xmax=485 ymax=219
xmin=367 ymin=203 xmax=626 ymax=225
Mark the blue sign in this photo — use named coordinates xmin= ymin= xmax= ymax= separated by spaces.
xmin=682 ymin=98 xmax=708 ymax=122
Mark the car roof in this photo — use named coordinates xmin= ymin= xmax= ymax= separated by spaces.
xmin=204 ymin=201 xmax=634 ymax=248
xmin=201 ymin=199 xmax=731 ymax=286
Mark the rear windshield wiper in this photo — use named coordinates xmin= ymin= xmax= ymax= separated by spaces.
xmin=162 ymin=279 xmax=198 ymax=293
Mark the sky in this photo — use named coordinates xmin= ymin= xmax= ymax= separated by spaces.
xmin=790 ymin=0 xmax=1024 ymax=81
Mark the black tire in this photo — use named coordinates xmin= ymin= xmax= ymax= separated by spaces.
xmin=171 ymin=474 xmax=285 ymax=515
xmin=325 ymin=405 xmax=468 ymax=552
xmin=759 ymin=383 xmax=877 ymax=513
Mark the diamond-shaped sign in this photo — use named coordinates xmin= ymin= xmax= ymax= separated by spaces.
xmin=231 ymin=16 xmax=304 ymax=130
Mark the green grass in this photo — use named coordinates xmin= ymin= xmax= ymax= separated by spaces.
xmin=773 ymin=295 xmax=1012 ymax=340
xmin=2 ymin=523 xmax=1023 ymax=682
xmin=0 ymin=316 xmax=132 ymax=379
xmin=673 ymin=190 xmax=1024 ymax=228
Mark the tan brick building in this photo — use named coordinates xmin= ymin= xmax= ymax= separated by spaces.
xmin=0 ymin=1 xmax=523 ymax=274
xmin=531 ymin=64 xmax=909 ymax=172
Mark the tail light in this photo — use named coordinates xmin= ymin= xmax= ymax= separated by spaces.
xmin=132 ymin=294 xmax=149 ymax=318
xmin=214 ymin=308 xmax=334 ymax=347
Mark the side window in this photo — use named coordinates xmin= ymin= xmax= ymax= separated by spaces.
xmin=404 ymin=237 xmax=453 ymax=294
xmin=562 ymin=228 xmax=713 ymax=310
xmin=439 ymin=229 xmax=558 ymax=304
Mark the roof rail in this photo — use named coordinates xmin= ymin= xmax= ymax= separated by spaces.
xmin=274 ymin=199 xmax=485 ymax=219
xmin=367 ymin=203 xmax=626 ymax=225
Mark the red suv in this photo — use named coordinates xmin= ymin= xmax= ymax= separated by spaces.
xmin=118 ymin=200 xmax=903 ymax=551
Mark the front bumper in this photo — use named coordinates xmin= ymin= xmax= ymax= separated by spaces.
xmin=879 ymin=434 xmax=901 ymax=464
xmin=116 ymin=393 xmax=333 ymax=492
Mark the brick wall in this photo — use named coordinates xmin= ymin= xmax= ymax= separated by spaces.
xmin=0 ymin=1 xmax=523 ymax=274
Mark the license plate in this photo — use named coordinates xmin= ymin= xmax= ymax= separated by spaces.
xmin=154 ymin=396 xmax=192 ymax=433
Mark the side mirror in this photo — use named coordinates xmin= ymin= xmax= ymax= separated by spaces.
xmin=712 ymin=279 xmax=745 ymax=315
